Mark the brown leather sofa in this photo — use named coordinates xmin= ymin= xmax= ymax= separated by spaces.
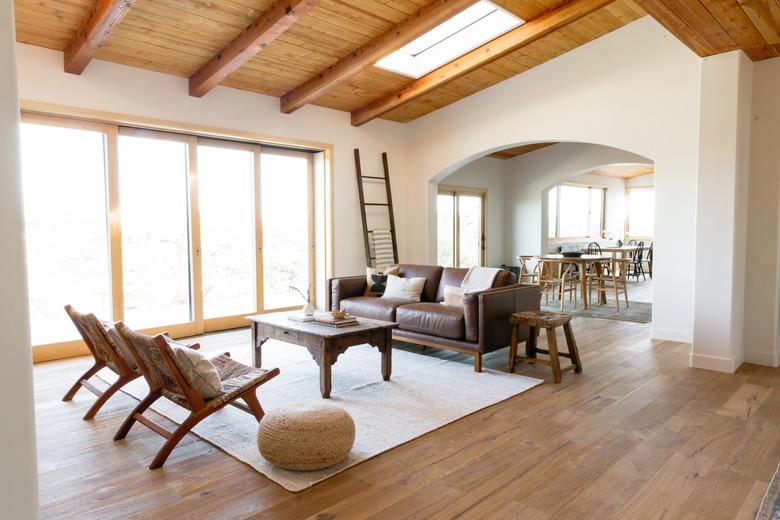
xmin=327 ymin=264 xmax=540 ymax=371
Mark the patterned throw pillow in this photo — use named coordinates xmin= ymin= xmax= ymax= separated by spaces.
xmin=365 ymin=265 xmax=400 ymax=296
xmin=173 ymin=347 xmax=225 ymax=400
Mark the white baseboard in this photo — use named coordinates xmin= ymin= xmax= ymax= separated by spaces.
xmin=743 ymin=349 xmax=779 ymax=367
xmin=689 ymin=352 xmax=737 ymax=373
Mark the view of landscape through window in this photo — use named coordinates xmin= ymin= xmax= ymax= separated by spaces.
xmin=437 ymin=191 xmax=483 ymax=268
xmin=20 ymin=119 xmax=313 ymax=346
xmin=548 ymin=184 xmax=604 ymax=238
xmin=21 ymin=123 xmax=111 ymax=345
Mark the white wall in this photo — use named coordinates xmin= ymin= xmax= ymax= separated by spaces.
xmin=403 ymin=16 xmax=700 ymax=343
xmin=1 ymin=0 xmax=39 ymax=516
xmin=744 ymin=56 xmax=780 ymax=366
xmin=438 ymin=156 xmax=507 ymax=266
xmin=691 ymin=51 xmax=752 ymax=372
xmin=501 ymin=143 xmax=650 ymax=256
xmin=15 ymin=43 xmax=408 ymax=283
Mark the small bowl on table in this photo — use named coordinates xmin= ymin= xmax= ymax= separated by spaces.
xmin=330 ymin=309 xmax=348 ymax=320
xmin=561 ymin=252 xmax=583 ymax=258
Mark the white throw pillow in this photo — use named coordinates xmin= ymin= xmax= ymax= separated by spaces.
xmin=382 ymin=274 xmax=426 ymax=302
xmin=442 ymin=285 xmax=465 ymax=308
xmin=173 ymin=346 xmax=225 ymax=400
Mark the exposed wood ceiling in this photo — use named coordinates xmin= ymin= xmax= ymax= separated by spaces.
xmin=13 ymin=0 xmax=780 ymax=126
xmin=487 ymin=143 xmax=654 ymax=178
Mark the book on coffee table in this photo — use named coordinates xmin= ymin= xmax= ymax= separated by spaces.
xmin=287 ymin=311 xmax=327 ymax=322
xmin=313 ymin=315 xmax=359 ymax=327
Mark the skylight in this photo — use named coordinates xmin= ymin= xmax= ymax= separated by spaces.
xmin=375 ymin=1 xmax=524 ymax=79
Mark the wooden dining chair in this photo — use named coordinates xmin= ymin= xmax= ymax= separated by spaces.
xmin=517 ymin=255 xmax=540 ymax=285
xmin=62 ymin=305 xmax=141 ymax=420
xmin=589 ymin=258 xmax=629 ymax=310
xmin=539 ymin=260 xmax=577 ymax=310
xmin=627 ymin=241 xmax=646 ymax=281
xmin=113 ymin=321 xmax=280 ymax=469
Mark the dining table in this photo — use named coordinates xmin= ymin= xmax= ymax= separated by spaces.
xmin=583 ymin=245 xmax=638 ymax=259
xmin=535 ymin=254 xmax=612 ymax=308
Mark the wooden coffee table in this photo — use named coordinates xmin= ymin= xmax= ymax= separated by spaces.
xmin=247 ymin=312 xmax=397 ymax=398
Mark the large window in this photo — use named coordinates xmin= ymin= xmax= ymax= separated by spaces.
xmin=20 ymin=120 xmax=111 ymax=345
xmin=626 ymin=188 xmax=654 ymax=239
xmin=437 ymin=187 xmax=485 ymax=268
xmin=20 ymin=114 xmax=320 ymax=355
xmin=548 ymin=184 xmax=605 ymax=239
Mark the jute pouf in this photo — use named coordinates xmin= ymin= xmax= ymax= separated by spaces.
xmin=257 ymin=402 xmax=355 ymax=471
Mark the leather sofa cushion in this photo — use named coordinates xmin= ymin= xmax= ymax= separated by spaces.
xmin=340 ymin=297 xmax=408 ymax=322
xmin=396 ymin=303 xmax=464 ymax=340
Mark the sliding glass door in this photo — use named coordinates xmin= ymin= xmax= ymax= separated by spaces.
xmin=118 ymin=130 xmax=194 ymax=330
xmin=198 ymin=140 xmax=258 ymax=327
xmin=20 ymin=118 xmax=112 ymax=346
xmin=20 ymin=114 xmax=317 ymax=351
xmin=437 ymin=187 xmax=486 ymax=268
xmin=260 ymin=149 xmax=314 ymax=311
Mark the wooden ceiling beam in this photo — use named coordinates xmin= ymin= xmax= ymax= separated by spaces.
xmin=64 ymin=0 xmax=135 ymax=75
xmin=280 ymin=0 xmax=480 ymax=114
xmin=350 ymin=0 xmax=616 ymax=127
xmin=189 ymin=0 xmax=321 ymax=98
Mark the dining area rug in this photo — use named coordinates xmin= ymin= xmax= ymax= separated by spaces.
xmin=540 ymin=299 xmax=652 ymax=324
xmin=111 ymin=338 xmax=543 ymax=492
xmin=757 ymin=461 xmax=780 ymax=520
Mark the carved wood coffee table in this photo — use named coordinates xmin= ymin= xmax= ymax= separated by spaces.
xmin=247 ymin=312 xmax=397 ymax=398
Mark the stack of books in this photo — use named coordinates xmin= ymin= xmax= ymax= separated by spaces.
xmin=312 ymin=314 xmax=359 ymax=327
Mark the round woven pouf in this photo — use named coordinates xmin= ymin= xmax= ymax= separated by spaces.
xmin=257 ymin=402 xmax=355 ymax=471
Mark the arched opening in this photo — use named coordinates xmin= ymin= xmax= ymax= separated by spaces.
xmin=432 ymin=141 xmax=654 ymax=319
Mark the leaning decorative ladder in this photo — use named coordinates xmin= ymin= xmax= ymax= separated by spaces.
xmin=354 ymin=148 xmax=398 ymax=268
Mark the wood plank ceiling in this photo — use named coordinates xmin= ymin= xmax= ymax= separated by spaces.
xmin=13 ymin=0 xmax=780 ymax=126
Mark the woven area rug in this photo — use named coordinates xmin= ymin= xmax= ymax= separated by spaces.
xmin=757 ymin=461 xmax=780 ymax=520
xmin=113 ymin=339 xmax=543 ymax=492
xmin=541 ymin=298 xmax=652 ymax=324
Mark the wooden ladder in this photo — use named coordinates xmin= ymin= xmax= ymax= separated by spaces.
xmin=354 ymin=148 xmax=398 ymax=268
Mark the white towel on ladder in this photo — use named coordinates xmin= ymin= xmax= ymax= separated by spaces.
xmin=372 ymin=229 xmax=395 ymax=270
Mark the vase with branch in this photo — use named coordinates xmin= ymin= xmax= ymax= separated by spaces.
xmin=289 ymin=284 xmax=314 ymax=316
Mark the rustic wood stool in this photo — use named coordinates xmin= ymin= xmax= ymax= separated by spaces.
xmin=508 ymin=310 xmax=582 ymax=383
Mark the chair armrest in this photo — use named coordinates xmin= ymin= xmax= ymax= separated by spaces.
xmin=328 ymin=275 xmax=368 ymax=311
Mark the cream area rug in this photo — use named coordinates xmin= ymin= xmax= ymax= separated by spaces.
xmin=113 ymin=335 xmax=543 ymax=492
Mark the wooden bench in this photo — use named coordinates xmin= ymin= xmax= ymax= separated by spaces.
xmin=508 ymin=310 xmax=582 ymax=383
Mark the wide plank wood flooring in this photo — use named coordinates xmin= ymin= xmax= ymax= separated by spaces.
xmin=34 ymin=290 xmax=780 ymax=519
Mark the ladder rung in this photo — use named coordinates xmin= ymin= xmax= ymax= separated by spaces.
xmin=365 ymin=202 xmax=389 ymax=206
xmin=361 ymin=175 xmax=386 ymax=180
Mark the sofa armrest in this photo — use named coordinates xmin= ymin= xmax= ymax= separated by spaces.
xmin=328 ymin=275 xmax=368 ymax=311
xmin=462 ymin=284 xmax=540 ymax=346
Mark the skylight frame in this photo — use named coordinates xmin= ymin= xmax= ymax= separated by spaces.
xmin=375 ymin=0 xmax=524 ymax=79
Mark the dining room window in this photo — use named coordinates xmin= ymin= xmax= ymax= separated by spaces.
xmin=548 ymin=183 xmax=605 ymax=239
xmin=626 ymin=187 xmax=654 ymax=239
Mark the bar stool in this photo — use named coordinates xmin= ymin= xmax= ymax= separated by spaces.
xmin=508 ymin=310 xmax=582 ymax=383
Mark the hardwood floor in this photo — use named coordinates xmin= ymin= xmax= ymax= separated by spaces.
xmin=35 ymin=287 xmax=779 ymax=519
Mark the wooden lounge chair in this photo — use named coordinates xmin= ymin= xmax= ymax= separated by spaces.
xmin=113 ymin=322 xmax=280 ymax=469
xmin=62 ymin=305 xmax=141 ymax=420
